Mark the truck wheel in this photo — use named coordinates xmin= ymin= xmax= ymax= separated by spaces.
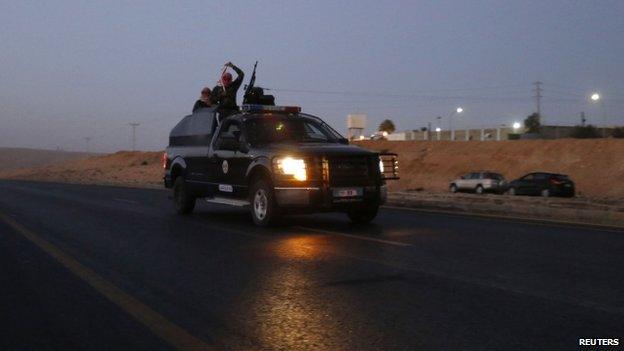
xmin=347 ymin=205 xmax=379 ymax=224
xmin=173 ymin=176 xmax=195 ymax=214
xmin=450 ymin=184 xmax=458 ymax=193
xmin=250 ymin=179 xmax=278 ymax=226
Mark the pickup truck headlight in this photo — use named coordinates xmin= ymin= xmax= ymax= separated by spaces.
xmin=274 ymin=157 xmax=307 ymax=181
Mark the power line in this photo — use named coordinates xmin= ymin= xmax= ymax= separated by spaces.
xmin=265 ymin=87 xmax=531 ymax=100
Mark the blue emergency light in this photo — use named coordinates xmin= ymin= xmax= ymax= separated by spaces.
xmin=241 ymin=104 xmax=301 ymax=113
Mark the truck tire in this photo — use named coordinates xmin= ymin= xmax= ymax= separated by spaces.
xmin=250 ymin=179 xmax=279 ymax=226
xmin=173 ymin=176 xmax=196 ymax=214
xmin=347 ymin=205 xmax=379 ymax=224
xmin=475 ymin=185 xmax=484 ymax=194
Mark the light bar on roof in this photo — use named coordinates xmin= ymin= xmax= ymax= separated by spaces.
xmin=242 ymin=104 xmax=301 ymax=113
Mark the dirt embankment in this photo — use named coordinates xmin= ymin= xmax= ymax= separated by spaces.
xmin=1 ymin=139 xmax=623 ymax=199
xmin=0 ymin=147 xmax=93 ymax=171
xmin=356 ymin=139 xmax=624 ymax=199
xmin=0 ymin=151 xmax=163 ymax=188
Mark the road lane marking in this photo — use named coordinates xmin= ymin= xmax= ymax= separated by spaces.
xmin=382 ymin=205 xmax=624 ymax=233
xmin=0 ymin=211 xmax=212 ymax=351
xmin=293 ymin=226 xmax=412 ymax=247
xmin=113 ymin=198 xmax=140 ymax=204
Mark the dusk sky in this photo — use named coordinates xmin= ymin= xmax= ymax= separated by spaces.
xmin=2 ymin=1 xmax=624 ymax=152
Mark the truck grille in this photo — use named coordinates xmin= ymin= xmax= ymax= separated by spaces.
xmin=327 ymin=156 xmax=372 ymax=186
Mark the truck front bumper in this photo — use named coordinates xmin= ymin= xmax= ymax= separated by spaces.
xmin=274 ymin=185 xmax=387 ymax=210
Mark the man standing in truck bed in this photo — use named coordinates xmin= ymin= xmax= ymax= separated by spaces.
xmin=212 ymin=62 xmax=244 ymax=112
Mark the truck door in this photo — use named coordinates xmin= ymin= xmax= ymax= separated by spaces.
xmin=209 ymin=119 xmax=251 ymax=198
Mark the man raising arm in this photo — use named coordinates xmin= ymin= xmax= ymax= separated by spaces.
xmin=211 ymin=62 xmax=245 ymax=111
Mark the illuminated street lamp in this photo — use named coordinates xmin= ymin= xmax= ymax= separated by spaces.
xmin=512 ymin=122 xmax=521 ymax=130
xmin=449 ymin=107 xmax=464 ymax=141
xmin=589 ymin=92 xmax=607 ymax=137
xmin=435 ymin=127 xmax=442 ymax=141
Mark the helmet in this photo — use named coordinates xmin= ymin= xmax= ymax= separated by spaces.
xmin=221 ymin=72 xmax=232 ymax=86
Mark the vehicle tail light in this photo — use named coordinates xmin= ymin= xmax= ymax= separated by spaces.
xmin=162 ymin=152 xmax=168 ymax=169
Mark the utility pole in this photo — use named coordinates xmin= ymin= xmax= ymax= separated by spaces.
xmin=128 ymin=123 xmax=140 ymax=151
xmin=533 ymin=81 xmax=543 ymax=124
xmin=427 ymin=122 xmax=431 ymax=141
xmin=83 ymin=137 xmax=91 ymax=154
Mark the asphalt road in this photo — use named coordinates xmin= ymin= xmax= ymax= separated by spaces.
xmin=1 ymin=180 xmax=622 ymax=350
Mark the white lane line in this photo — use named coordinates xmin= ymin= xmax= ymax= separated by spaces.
xmin=293 ymin=226 xmax=412 ymax=247
xmin=0 ymin=211 xmax=213 ymax=351
xmin=113 ymin=198 xmax=139 ymax=205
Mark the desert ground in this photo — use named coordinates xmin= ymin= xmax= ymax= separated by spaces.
xmin=0 ymin=148 xmax=93 ymax=171
xmin=1 ymin=139 xmax=623 ymax=199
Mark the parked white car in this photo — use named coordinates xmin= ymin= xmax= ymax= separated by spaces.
xmin=450 ymin=171 xmax=507 ymax=194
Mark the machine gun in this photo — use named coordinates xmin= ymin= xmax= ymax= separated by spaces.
xmin=242 ymin=61 xmax=275 ymax=106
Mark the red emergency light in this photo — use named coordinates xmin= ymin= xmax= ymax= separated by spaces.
xmin=242 ymin=104 xmax=301 ymax=113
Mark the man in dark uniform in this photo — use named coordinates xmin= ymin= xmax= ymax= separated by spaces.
xmin=211 ymin=62 xmax=244 ymax=111
xmin=192 ymin=87 xmax=212 ymax=113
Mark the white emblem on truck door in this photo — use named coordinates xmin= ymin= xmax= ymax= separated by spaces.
xmin=222 ymin=160 xmax=229 ymax=174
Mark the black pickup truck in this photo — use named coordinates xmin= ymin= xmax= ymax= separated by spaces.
xmin=163 ymin=105 xmax=398 ymax=226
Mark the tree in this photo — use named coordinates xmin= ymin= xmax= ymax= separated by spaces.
xmin=378 ymin=119 xmax=396 ymax=133
xmin=524 ymin=113 xmax=541 ymax=133
xmin=570 ymin=125 xmax=600 ymax=139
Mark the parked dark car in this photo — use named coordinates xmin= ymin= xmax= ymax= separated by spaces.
xmin=506 ymin=172 xmax=575 ymax=197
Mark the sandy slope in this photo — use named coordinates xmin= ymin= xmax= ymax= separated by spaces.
xmin=0 ymin=147 xmax=93 ymax=171
xmin=0 ymin=151 xmax=163 ymax=188
xmin=1 ymin=139 xmax=623 ymax=199
xmin=357 ymin=139 xmax=624 ymax=199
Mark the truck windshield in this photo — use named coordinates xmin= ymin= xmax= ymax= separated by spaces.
xmin=244 ymin=116 xmax=340 ymax=145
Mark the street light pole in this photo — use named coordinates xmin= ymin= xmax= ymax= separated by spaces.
xmin=448 ymin=107 xmax=463 ymax=141
xmin=436 ymin=116 xmax=442 ymax=140
xmin=590 ymin=93 xmax=607 ymax=138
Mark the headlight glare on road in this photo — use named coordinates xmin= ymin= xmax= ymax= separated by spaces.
xmin=275 ymin=157 xmax=307 ymax=181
